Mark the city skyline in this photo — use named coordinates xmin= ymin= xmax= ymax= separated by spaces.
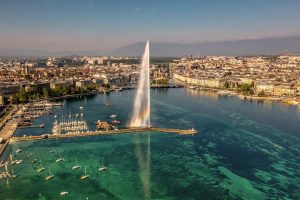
xmin=1 ymin=0 xmax=300 ymax=52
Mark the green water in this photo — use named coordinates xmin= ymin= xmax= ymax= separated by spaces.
xmin=0 ymin=89 xmax=299 ymax=199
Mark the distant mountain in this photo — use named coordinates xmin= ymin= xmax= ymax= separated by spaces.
xmin=1 ymin=35 xmax=300 ymax=58
xmin=109 ymin=35 xmax=300 ymax=57
xmin=0 ymin=49 xmax=100 ymax=58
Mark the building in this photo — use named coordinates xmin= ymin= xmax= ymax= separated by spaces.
xmin=256 ymin=83 xmax=274 ymax=94
xmin=76 ymin=80 xmax=94 ymax=88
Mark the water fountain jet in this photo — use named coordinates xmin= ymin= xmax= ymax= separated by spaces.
xmin=129 ymin=41 xmax=151 ymax=128
xmin=130 ymin=41 xmax=152 ymax=198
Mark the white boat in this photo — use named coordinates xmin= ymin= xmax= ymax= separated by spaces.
xmin=72 ymin=158 xmax=81 ymax=170
xmin=98 ymin=158 xmax=108 ymax=171
xmin=9 ymin=154 xmax=13 ymax=161
xmin=37 ymin=161 xmax=46 ymax=172
xmin=56 ymin=158 xmax=64 ymax=162
xmin=32 ymin=159 xmax=38 ymax=163
xmin=188 ymin=86 xmax=196 ymax=90
xmin=50 ymin=148 xmax=56 ymax=153
xmin=60 ymin=192 xmax=69 ymax=196
xmin=16 ymin=160 xmax=23 ymax=164
xmin=45 ymin=168 xmax=54 ymax=181
xmin=16 ymin=149 xmax=22 ymax=153
xmin=11 ymin=168 xmax=18 ymax=178
xmin=56 ymin=153 xmax=64 ymax=163
xmin=79 ymin=106 xmax=84 ymax=109
xmin=190 ymin=128 xmax=197 ymax=134
xmin=110 ymin=114 xmax=117 ymax=118
xmin=80 ymin=166 xmax=90 ymax=180
xmin=27 ymin=153 xmax=33 ymax=157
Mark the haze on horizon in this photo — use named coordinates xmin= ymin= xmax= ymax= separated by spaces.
xmin=1 ymin=0 xmax=300 ymax=53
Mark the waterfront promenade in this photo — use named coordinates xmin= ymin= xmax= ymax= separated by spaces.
xmin=0 ymin=105 xmax=22 ymax=157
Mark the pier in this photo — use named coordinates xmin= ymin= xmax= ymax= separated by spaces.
xmin=17 ymin=124 xmax=45 ymax=129
xmin=10 ymin=127 xmax=196 ymax=142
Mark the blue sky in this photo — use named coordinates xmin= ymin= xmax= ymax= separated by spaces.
xmin=0 ymin=0 xmax=300 ymax=51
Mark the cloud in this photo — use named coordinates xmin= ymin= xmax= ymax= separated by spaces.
xmin=133 ymin=6 xmax=143 ymax=13
xmin=145 ymin=8 xmax=159 ymax=15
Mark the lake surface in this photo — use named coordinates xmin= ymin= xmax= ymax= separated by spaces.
xmin=1 ymin=89 xmax=300 ymax=200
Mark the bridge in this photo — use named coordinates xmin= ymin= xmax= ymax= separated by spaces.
xmin=10 ymin=127 xmax=197 ymax=142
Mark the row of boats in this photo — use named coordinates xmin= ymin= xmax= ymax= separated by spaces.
xmin=52 ymin=112 xmax=121 ymax=134
xmin=52 ymin=113 xmax=89 ymax=135
xmin=16 ymin=101 xmax=63 ymax=129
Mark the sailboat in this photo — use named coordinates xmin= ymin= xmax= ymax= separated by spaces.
xmin=11 ymin=167 xmax=18 ymax=178
xmin=80 ymin=166 xmax=90 ymax=180
xmin=5 ymin=164 xmax=9 ymax=177
xmin=56 ymin=152 xmax=64 ymax=163
xmin=98 ymin=158 xmax=108 ymax=171
xmin=50 ymin=148 xmax=56 ymax=153
xmin=45 ymin=167 xmax=54 ymax=181
xmin=37 ymin=160 xmax=46 ymax=172
xmin=72 ymin=158 xmax=81 ymax=170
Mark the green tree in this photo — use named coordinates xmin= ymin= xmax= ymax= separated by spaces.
xmin=258 ymin=90 xmax=266 ymax=97
xmin=10 ymin=94 xmax=19 ymax=104
xmin=43 ymin=88 xmax=49 ymax=98
xmin=224 ymin=81 xmax=230 ymax=89
xmin=19 ymin=87 xmax=28 ymax=103
xmin=238 ymin=83 xmax=252 ymax=94
xmin=62 ymin=85 xmax=70 ymax=96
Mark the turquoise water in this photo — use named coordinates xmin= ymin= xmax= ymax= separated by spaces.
xmin=1 ymin=89 xmax=300 ymax=199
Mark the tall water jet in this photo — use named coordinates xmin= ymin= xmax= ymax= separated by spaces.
xmin=130 ymin=41 xmax=151 ymax=128
xmin=130 ymin=41 xmax=152 ymax=198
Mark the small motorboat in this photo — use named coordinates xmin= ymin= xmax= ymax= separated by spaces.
xmin=16 ymin=160 xmax=23 ymax=164
xmin=16 ymin=149 xmax=22 ymax=153
xmin=56 ymin=158 xmax=64 ymax=163
xmin=60 ymin=191 xmax=69 ymax=196
xmin=110 ymin=114 xmax=117 ymax=118
xmin=111 ymin=120 xmax=120 ymax=124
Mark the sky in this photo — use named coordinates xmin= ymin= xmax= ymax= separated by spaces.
xmin=0 ymin=0 xmax=300 ymax=51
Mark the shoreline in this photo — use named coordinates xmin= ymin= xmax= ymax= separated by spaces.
xmin=185 ymin=86 xmax=299 ymax=106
